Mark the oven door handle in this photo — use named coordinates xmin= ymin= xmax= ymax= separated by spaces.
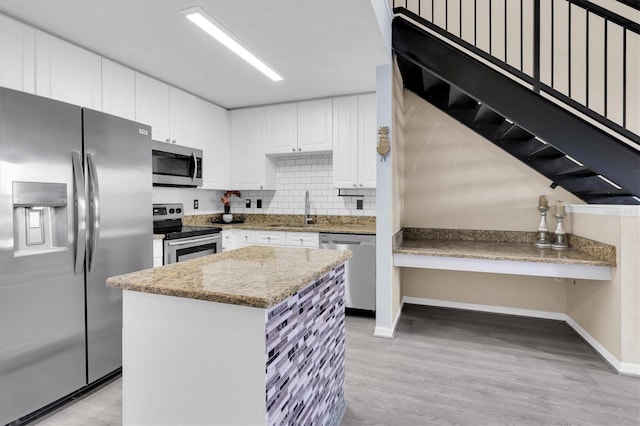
xmin=166 ymin=235 xmax=220 ymax=246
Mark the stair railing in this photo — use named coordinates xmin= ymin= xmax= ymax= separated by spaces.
xmin=393 ymin=0 xmax=640 ymax=148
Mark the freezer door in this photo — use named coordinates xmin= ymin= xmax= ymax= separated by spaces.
xmin=0 ymin=88 xmax=86 ymax=424
xmin=82 ymin=109 xmax=152 ymax=383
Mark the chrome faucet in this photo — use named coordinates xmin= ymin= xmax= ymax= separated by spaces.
xmin=305 ymin=190 xmax=312 ymax=225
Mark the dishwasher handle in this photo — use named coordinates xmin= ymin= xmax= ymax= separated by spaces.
xmin=326 ymin=240 xmax=361 ymax=245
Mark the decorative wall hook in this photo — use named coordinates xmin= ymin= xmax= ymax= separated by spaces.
xmin=377 ymin=126 xmax=390 ymax=162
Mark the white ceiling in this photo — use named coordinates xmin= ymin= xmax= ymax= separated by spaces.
xmin=0 ymin=0 xmax=389 ymax=109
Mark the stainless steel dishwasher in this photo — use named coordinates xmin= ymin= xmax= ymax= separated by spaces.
xmin=320 ymin=233 xmax=376 ymax=312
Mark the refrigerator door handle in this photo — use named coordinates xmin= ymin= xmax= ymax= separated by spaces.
xmin=191 ymin=152 xmax=197 ymax=181
xmin=72 ymin=151 xmax=87 ymax=275
xmin=86 ymin=152 xmax=101 ymax=273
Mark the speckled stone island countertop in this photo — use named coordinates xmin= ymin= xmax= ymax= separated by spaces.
xmin=183 ymin=213 xmax=376 ymax=235
xmin=106 ymin=245 xmax=352 ymax=308
xmin=394 ymin=228 xmax=616 ymax=267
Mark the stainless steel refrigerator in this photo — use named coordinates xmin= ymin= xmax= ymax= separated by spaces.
xmin=0 ymin=87 xmax=152 ymax=424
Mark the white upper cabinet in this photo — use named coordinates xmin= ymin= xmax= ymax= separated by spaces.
xmin=101 ymin=58 xmax=135 ymax=120
xmin=230 ymin=107 xmax=276 ymax=190
xmin=0 ymin=14 xmax=34 ymax=93
xmin=135 ymin=72 xmax=170 ymax=142
xmin=195 ymin=97 xmax=230 ymax=190
xmin=169 ymin=87 xmax=194 ymax=146
xmin=297 ymin=98 xmax=333 ymax=152
xmin=333 ymin=93 xmax=376 ymax=189
xmin=35 ymin=31 xmax=101 ymax=109
xmin=357 ymin=93 xmax=377 ymax=188
xmin=265 ymin=103 xmax=298 ymax=154
xmin=135 ymin=73 xmax=196 ymax=146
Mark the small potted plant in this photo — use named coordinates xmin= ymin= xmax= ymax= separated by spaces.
xmin=221 ymin=190 xmax=241 ymax=223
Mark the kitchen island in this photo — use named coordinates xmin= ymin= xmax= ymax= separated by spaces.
xmin=107 ymin=245 xmax=352 ymax=426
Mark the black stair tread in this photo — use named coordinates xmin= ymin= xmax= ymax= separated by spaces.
xmin=500 ymin=126 xmax=534 ymax=142
xmin=580 ymin=195 xmax=640 ymax=205
xmin=473 ymin=105 xmax=503 ymax=125
xmin=527 ymin=143 xmax=564 ymax=158
xmin=553 ymin=165 xmax=597 ymax=179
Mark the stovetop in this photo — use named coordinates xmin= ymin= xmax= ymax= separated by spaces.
xmin=153 ymin=203 xmax=221 ymax=240
xmin=157 ymin=225 xmax=222 ymax=240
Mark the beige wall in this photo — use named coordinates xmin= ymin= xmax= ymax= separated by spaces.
xmin=401 ymin=90 xmax=581 ymax=313
xmin=567 ymin=211 xmax=640 ymax=365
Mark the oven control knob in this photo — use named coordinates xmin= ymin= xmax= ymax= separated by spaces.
xmin=176 ymin=208 xmax=182 ymax=213
xmin=169 ymin=208 xmax=175 ymax=214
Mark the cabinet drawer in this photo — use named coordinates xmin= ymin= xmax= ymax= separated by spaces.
xmin=285 ymin=232 xmax=319 ymax=248
xmin=255 ymin=231 xmax=286 ymax=246
xmin=237 ymin=230 xmax=255 ymax=245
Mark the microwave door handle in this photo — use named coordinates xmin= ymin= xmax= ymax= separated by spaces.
xmin=191 ymin=152 xmax=197 ymax=181
xmin=72 ymin=151 xmax=87 ymax=276
xmin=86 ymin=153 xmax=100 ymax=272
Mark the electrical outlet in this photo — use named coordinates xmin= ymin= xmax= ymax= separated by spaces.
xmin=245 ymin=198 xmax=251 ymax=208
xmin=193 ymin=199 xmax=199 ymax=209
xmin=356 ymin=199 xmax=363 ymax=210
xmin=257 ymin=199 xmax=262 ymax=209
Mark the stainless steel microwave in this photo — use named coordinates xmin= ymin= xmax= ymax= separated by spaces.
xmin=152 ymin=141 xmax=203 ymax=187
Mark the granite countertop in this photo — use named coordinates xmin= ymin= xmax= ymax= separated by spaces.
xmin=395 ymin=239 xmax=613 ymax=266
xmin=107 ymin=246 xmax=352 ymax=308
xmin=184 ymin=213 xmax=376 ymax=235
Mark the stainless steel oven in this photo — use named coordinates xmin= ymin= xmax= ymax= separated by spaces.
xmin=152 ymin=141 xmax=203 ymax=187
xmin=163 ymin=233 xmax=221 ymax=264
xmin=153 ymin=203 xmax=221 ymax=265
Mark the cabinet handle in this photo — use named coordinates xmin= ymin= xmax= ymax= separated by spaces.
xmin=165 ymin=138 xmax=170 ymax=142
xmin=299 ymin=238 xmax=303 ymax=242
xmin=298 ymin=147 xmax=301 ymax=151
xmin=267 ymin=236 xmax=271 ymax=240
xmin=172 ymin=139 xmax=176 ymax=144
xmin=260 ymin=186 xmax=263 ymax=189
xmin=359 ymin=183 xmax=363 ymax=187
xmin=352 ymin=183 xmax=356 ymax=187
xmin=292 ymin=148 xmax=296 ymax=152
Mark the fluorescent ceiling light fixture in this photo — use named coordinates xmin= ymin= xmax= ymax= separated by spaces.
xmin=181 ymin=6 xmax=284 ymax=82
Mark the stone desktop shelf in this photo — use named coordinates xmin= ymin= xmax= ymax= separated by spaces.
xmin=393 ymin=228 xmax=615 ymax=281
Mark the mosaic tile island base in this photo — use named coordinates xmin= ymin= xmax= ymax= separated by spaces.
xmin=108 ymin=246 xmax=351 ymax=426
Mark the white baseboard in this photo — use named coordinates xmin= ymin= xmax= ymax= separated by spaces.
xmin=402 ymin=296 xmax=566 ymax=321
xmin=402 ymin=296 xmax=640 ymax=377
xmin=373 ymin=301 xmax=404 ymax=339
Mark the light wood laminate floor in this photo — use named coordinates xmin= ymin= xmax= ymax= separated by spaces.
xmin=31 ymin=305 xmax=640 ymax=425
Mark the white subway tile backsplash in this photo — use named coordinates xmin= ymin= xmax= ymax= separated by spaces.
xmin=221 ymin=154 xmax=375 ymax=216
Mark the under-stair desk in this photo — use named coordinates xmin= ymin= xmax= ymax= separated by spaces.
xmin=393 ymin=228 xmax=615 ymax=281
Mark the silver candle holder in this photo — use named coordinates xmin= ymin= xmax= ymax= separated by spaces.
xmin=535 ymin=205 xmax=552 ymax=248
xmin=552 ymin=212 xmax=569 ymax=250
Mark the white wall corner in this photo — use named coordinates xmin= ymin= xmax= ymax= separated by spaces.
xmin=373 ymin=299 xmax=404 ymax=339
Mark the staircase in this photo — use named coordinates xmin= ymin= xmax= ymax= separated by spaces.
xmin=392 ymin=5 xmax=640 ymax=205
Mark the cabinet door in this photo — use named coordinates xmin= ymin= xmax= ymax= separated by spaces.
xmin=332 ymin=96 xmax=358 ymax=188
xmin=255 ymin=231 xmax=286 ymax=246
xmin=297 ymin=98 xmax=332 ymax=153
xmin=135 ymin=72 xmax=170 ymax=142
xmin=0 ymin=14 xmax=34 ymax=93
xmin=101 ymin=58 xmax=135 ymax=120
xmin=237 ymin=229 xmax=255 ymax=247
xmin=231 ymin=107 xmax=273 ymax=190
xmin=265 ymin=103 xmax=297 ymax=154
xmin=35 ymin=31 xmax=101 ymax=109
xmin=169 ymin=87 xmax=194 ymax=146
xmin=196 ymin=98 xmax=230 ymax=189
xmin=358 ymin=93 xmax=377 ymax=188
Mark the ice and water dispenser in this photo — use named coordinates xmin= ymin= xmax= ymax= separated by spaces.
xmin=12 ymin=181 xmax=67 ymax=254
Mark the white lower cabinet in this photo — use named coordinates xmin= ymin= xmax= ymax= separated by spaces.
xmin=254 ymin=231 xmax=286 ymax=246
xmin=237 ymin=230 xmax=256 ymax=247
xmin=235 ymin=229 xmax=319 ymax=249
xmin=221 ymin=229 xmax=238 ymax=252
xmin=153 ymin=239 xmax=163 ymax=267
xmin=285 ymin=232 xmax=319 ymax=248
